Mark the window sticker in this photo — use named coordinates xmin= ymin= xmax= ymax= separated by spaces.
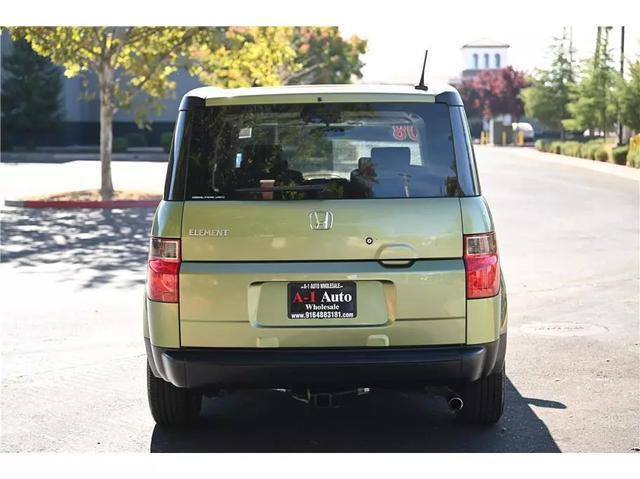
xmin=239 ymin=127 xmax=252 ymax=139
xmin=392 ymin=125 xmax=418 ymax=141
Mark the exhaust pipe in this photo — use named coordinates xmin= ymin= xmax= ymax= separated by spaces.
xmin=448 ymin=395 xmax=464 ymax=411
xmin=424 ymin=386 xmax=464 ymax=411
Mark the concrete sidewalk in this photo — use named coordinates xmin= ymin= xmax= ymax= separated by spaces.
xmin=484 ymin=146 xmax=640 ymax=182
xmin=0 ymin=160 xmax=167 ymax=206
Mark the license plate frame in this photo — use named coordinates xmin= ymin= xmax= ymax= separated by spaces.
xmin=287 ymin=281 xmax=357 ymax=319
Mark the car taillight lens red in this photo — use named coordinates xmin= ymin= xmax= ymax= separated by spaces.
xmin=464 ymin=232 xmax=500 ymax=299
xmin=147 ymin=237 xmax=180 ymax=303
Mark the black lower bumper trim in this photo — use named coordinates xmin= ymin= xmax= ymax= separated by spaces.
xmin=146 ymin=335 xmax=507 ymax=390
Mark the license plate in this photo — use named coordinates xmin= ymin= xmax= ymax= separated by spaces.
xmin=287 ymin=281 xmax=357 ymax=319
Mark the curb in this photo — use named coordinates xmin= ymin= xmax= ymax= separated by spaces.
xmin=1 ymin=151 xmax=168 ymax=164
xmin=4 ymin=199 xmax=161 ymax=209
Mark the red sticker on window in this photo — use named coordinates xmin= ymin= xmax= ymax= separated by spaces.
xmin=392 ymin=125 xmax=417 ymax=141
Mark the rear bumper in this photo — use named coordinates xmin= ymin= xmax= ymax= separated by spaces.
xmin=146 ymin=334 xmax=507 ymax=390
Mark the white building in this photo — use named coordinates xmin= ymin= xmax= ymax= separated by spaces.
xmin=461 ymin=39 xmax=509 ymax=79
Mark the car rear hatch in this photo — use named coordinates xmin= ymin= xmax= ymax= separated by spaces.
xmin=176 ymin=97 xmax=468 ymax=347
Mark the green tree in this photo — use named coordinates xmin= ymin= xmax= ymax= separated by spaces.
xmin=1 ymin=38 xmax=63 ymax=149
xmin=188 ymin=27 xmax=299 ymax=88
xmin=9 ymin=27 xmax=367 ymax=198
xmin=566 ymin=26 xmax=620 ymax=136
xmin=283 ymin=27 xmax=367 ymax=84
xmin=521 ymin=28 xmax=576 ymax=138
xmin=619 ymin=58 xmax=640 ymax=133
xmin=8 ymin=27 xmax=324 ymax=198
xmin=10 ymin=27 xmax=207 ymax=198
xmin=191 ymin=27 xmax=367 ymax=87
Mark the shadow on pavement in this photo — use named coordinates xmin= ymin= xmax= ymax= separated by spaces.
xmin=150 ymin=378 xmax=562 ymax=452
xmin=0 ymin=207 xmax=155 ymax=288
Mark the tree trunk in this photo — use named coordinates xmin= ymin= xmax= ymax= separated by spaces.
xmin=99 ymin=66 xmax=115 ymax=199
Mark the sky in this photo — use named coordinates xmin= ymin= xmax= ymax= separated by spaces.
xmin=339 ymin=23 xmax=639 ymax=86
xmin=3 ymin=0 xmax=639 ymax=89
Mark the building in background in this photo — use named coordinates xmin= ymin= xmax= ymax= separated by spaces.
xmin=1 ymin=31 xmax=202 ymax=148
xmin=460 ymin=38 xmax=510 ymax=79
xmin=451 ymin=39 xmax=540 ymax=142
xmin=448 ymin=38 xmax=511 ymax=85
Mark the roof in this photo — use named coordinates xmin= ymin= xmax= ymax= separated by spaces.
xmin=462 ymin=38 xmax=510 ymax=48
xmin=180 ymin=83 xmax=462 ymax=109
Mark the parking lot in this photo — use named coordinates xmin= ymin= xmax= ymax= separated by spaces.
xmin=1 ymin=146 xmax=638 ymax=452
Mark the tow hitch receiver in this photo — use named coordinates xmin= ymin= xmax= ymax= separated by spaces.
xmin=289 ymin=388 xmax=370 ymax=408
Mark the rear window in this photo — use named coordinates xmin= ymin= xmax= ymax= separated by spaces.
xmin=183 ymin=102 xmax=460 ymax=200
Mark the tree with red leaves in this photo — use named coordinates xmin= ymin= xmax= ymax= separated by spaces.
xmin=458 ymin=66 xmax=529 ymax=120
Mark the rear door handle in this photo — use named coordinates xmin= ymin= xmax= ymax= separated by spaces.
xmin=378 ymin=259 xmax=415 ymax=268
xmin=376 ymin=244 xmax=417 ymax=267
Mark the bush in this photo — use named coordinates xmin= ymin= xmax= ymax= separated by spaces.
xmin=578 ymin=142 xmax=602 ymax=160
xmin=533 ymin=138 xmax=632 ymax=165
xmin=577 ymin=143 xmax=591 ymax=159
xmin=627 ymin=149 xmax=640 ymax=168
xmin=560 ymin=141 xmax=581 ymax=157
xmin=532 ymin=137 xmax=636 ymax=167
xmin=612 ymin=146 xmax=629 ymax=165
xmin=594 ymin=147 xmax=609 ymax=162
xmin=161 ymin=132 xmax=173 ymax=153
xmin=550 ymin=141 xmax=563 ymax=154
xmin=113 ymin=137 xmax=128 ymax=153
xmin=535 ymin=139 xmax=551 ymax=152
xmin=126 ymin=132 xmax=147 ymax=148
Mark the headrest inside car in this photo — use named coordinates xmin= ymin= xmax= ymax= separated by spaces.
xmin=371 ymin=147 xmax=411 ymax=171
xmin=358 ymin=157 xmax=372 ymax=170
xmin=242 ymin=144 xmax=282 ymax=162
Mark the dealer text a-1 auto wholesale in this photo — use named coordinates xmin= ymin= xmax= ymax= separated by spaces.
xmin=288 ymin=282 xmax=357 ymax=319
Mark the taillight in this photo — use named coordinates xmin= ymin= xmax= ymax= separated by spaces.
xmin=147 ymin=237 xmax=180 ymax=303
xmin=464 ymin=232 xmax=500 ymax=299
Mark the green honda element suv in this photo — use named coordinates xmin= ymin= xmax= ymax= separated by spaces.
xmin=144 ymin=84 xmax=507 ymax=427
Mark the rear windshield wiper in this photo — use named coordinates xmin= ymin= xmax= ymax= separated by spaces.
xmin=231 ymin=184 xmax=330 ymax=193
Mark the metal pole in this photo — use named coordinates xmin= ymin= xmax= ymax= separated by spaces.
xmin=569 ymin=27 xmax=574 ymax=70
xmin=618 ymin=26 xmax=625 ymax=145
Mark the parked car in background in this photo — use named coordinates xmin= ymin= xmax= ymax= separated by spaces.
xmin=512 ymin=122 xmax=535 ymax=141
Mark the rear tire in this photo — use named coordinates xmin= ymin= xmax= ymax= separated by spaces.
xmin=147 ymin=363 xmax=202 ymax=427
xmin=457 ymin=364 xmax=505 ymax=426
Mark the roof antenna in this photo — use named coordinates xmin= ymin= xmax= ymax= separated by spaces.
xmin=415 ymin=50 xmax=429 ymax=91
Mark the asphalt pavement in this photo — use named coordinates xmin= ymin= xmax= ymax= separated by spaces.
xmin=0 ymin=146 xmax=638 ymax=452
